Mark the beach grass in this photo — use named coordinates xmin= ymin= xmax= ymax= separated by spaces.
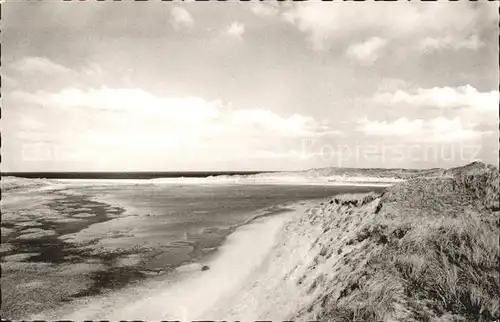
xmin=295 ymin=162 xmax=499 ymax=322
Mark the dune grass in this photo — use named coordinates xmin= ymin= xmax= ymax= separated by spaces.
xmin=299 ymin=162 xmax=499 ymax=322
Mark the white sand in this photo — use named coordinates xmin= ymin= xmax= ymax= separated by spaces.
xmin=71 ymin=212 xmax=96 ymax=218
xmin=0 ymin=243 xmax=15 ymax=253
xmin=17 ymin=221 xmax=44 ymax=228
xmin=202 ymin=204 xmax=321 ymax=320
xmin=3 ymin=253 xmax=41 ymax=262
xmin=29 ymin=203 xmax=303 ymax=321
xmin=17 ymin=229 xmax=57 ymax=240
xmin=1 ymin=227 xmax=16 ymax=237
xmin=51 ymin=218 xmax=85 ymax=224
xmin=115 ymin=254 xmax=142 ymax=267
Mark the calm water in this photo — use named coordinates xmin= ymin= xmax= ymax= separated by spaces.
xmin=74 ymin=183 xmax=384 ymax=240
xmin=0 ymin=171 xmax=272 ymax=179
xmin=5 ymin=182 xmax=385 ymax=268
xmin=60 ymin=183 xmax=386 ymax=274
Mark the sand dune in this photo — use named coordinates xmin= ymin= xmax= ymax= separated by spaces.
xmin=206 ymin=162 xmax=500 ymax=321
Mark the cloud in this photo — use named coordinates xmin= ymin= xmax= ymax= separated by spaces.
xmin=7 ymin=57 xmax=109 ymax=91
xmin=229 ymin=109 xmax=320 ymax=137
xmin=253 ymin=149 xmax=315 ymax=160
xmin=2 ymin=72 xmax=20 ymax=88
xmin=12 ymin=56 xmax=73 ymax=75
xmin=249 ymin=3 xmax=280 ymax=17
xmin=346 ymin=37 xmax=388 ymax=64
xmin=358 ymin=117 xmax=424 ymax=137
xmin=19 ymin=116 xmax=45 ymax=131
xmin=281 ymin=2 xmax=495 ymax=52
xmin=169 ymin=6 xmax=194 ymax=29
xmin=374 ymin=85 xmax=499 ymax=112
xmin=419 ymin=35 xmax=484 ymax=53
xmin=7 ymin=86 xmax=344 ymax=171
xmin=376 ymin=78 xmax=412 ymax=92
xmin=357 ymin=116 xmax=486 ymax=142
xmin=226 ymin=22 xmax=245 ymax=39
xmin=11 ymin=87 xmax=334 ymax=149
xmin=13 ymin=87 xmax=221 ymax=123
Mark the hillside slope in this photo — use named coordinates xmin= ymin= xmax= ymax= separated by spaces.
xmin=0 ymin=176 xmax=54 ymax=192
xmin=301 ymin=166 xmax=446 ymax=179
xmin=289 ymin=161 xmax=499 ymax=321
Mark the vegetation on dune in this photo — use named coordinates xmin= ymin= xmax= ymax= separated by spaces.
xmin=303 ymin=165 xmax=446 ymax=179
xmin=1 ymin=176 xmax=52 ymax=192
xmin=297 ymin=162 xmax=499 ymax=322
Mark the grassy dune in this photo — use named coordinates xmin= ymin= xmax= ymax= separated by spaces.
xmin=302 ymin=165 xmax=446 ymax=179
xmin=292 ymin=162 xmax=499 ymax=322
xmin=1 ymin=176 xmax=52 ymax=192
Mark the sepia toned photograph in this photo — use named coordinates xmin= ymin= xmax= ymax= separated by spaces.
xmin=1 ymin=0 xmax=499 ymax=321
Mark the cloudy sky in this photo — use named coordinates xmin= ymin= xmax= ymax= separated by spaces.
xmin=2 ymin=1 xmax=498 ymax=172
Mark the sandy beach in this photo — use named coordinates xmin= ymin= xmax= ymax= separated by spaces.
xmin=24 ymin=196 xmax=365 ymax=320
xmin=32 ymin=202 xmax=306 ymax=320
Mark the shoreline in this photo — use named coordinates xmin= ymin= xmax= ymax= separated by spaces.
xmin=203 ymin=162 xmax=499 ymax=321
xmin=201 ymin=201 xmax=324 ymax=320
xmin=47 ymin=176 xmax=401 ymax=187
xmin=28 ymin=201 xmax=308 ymax=320
xmin=2 ymin=178 xmax=391 ymax=320
xmin=10 ymin=201 xmax=301 ymax=319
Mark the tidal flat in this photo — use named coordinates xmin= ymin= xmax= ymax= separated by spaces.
xmin=1 ymin=179 xmax=381 ymax=319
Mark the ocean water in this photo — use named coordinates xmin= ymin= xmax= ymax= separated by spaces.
xmin=70 ymin=182 xmax=384 ymax=258
xmin=0 ymin=171 xmax=271 ymax=179
xmin=1 ymin=181 xmax=384 ymax=319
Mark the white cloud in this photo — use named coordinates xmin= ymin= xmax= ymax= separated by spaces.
xmin=419 ymin=35 xmax=484 ymax=52
xmin=358 ymin=117 xmax=424 ymax=137
xmin=358 ymin=116 xmax=486 ymax=142
xmin=376 ymin=78 xmax=412 ymax=92
xmin=229 ymin=109 xmax=319 ymax=137
xmin=253 ymin=149 xmax=315 ymax=160
xmin=374 ymin=85 xmax=499 ymax=112
xmin=169 ymin=6 xmax=194 ymax=29
xmin=11 ymin=87 xmax=333 ymax=152
xmin=82 ymin=63 xmax=105 ymax=79
xmin=226 ymin=22 xmax=245 ymax=40
xmin=13 ymin=87 xmax=221 ymax=124
xmin=1 ymin=72 xmax=20 ymax=87
xmin=7 ymin=86 xmax=344 ymax=171
xmin=249 ymin=3 xmax=280 ymax=17
xmin=8 ymin=57 xmax=109 ymax=90
xmin=19 ymin=116 xmax=45 ymax=131
xmin=280 ymin=2 xmax=495 ymax=52
xmin=12 ymin=57 xmax=72 ymax=75
xmin=346 ymin=37 xmax=388 ymax=64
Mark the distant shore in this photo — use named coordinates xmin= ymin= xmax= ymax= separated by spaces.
xmin=2 ymin=174 xmax=401 ymax=188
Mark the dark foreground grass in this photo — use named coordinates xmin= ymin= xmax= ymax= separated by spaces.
xmin=301 ymin=162 xmax=499 ymax=322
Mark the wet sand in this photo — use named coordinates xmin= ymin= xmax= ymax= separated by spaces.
xmin=28 ymin=203 xmax=307 ymax=320
xmin=1 ymin=189 xmax=137 ymax=318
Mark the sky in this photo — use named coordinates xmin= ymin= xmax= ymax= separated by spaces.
xmin=2 ymin=1 xmax=499 ymax=172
